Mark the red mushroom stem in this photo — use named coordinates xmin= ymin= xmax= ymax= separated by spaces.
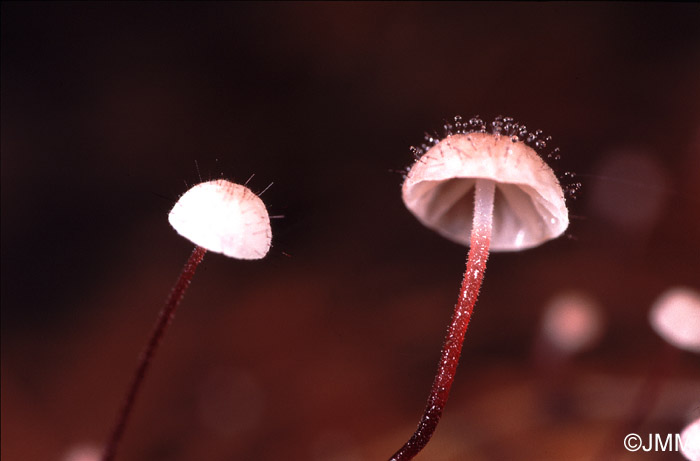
xmin=102 ymin=245 xmax=207 ymax=461
xmin=390 ymin=179 xmax=495 ymax=461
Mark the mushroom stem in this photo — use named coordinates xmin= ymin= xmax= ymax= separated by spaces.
xmin=390 ymin=179 xmax=495 ymax=461
xmin=102 ymin=245 xmax=207 ymax=461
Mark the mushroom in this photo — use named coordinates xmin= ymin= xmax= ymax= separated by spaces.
xmin=168 ymin=179 xmax=272 ymax=260
xmin=390 ymin=116 xmax=570 ymax=460
xmin=533 ymin=291 xmax=604 ymax=418
xmin=102 ymin=179 xmax=271 ymax=461
xmin=538 ymin=291 xmax=603 ymax=356
xmin=596 ymin=287 xmax=700 ymax=459
xmin=649 ymin=286 xmax=700 ymax=354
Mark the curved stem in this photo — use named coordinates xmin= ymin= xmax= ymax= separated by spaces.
xmin=390 ymin=179 xmax=495 ymax=460
xmin=102 ymin=245 xmax=207 ymax=461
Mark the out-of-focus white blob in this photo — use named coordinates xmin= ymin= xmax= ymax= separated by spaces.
xmin=649 ymin=287 xmax=700 ymax=353
xmin=169 ymin=179 xmax=272 ymax=259
xmin=541 ymin=291 xmax=604 ymax=354
xmin=681 ymin=417 xmax=700 ymax=461
xmin=588 ymin=150 xmax=669 ymax=234
xmin=62 ymin=444 xmax=101 ymax=461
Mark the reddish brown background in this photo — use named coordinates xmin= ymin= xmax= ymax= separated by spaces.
xmin=2 ymin=3 xmax=699 ymax=460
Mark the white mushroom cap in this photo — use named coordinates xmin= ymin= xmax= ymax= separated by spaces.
xmin=402 ymin=132 xmax=569 ymax=251
xmin=168 ymin=179 xmax=271 ymax=260
xmin=649 ymin=287 xmax=700 ymax=353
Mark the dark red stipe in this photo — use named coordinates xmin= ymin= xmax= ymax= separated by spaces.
xmin=389 ymin=226 xmax=491 ymax=460
xmin=102 ymin=245 xmax=207 ymax=461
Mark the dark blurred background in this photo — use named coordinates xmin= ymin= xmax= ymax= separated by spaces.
xmin=2 ymin=3 xmax=699 ymax=460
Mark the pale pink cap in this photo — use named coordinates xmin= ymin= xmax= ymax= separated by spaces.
xmin=402 ymin=133 xmax=568 ymax=251
xmin=649 ymin=287 xmax=700 ymax=353
xmin=169 ymin=180 xmax=272 ymax=260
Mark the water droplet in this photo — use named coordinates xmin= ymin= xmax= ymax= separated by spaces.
xmin=410 ymin=146 xmax=422 ymax=159
xmin=443 ymin=122 xmax=453 ymax=136
xmin=517 ymin=126 xmax=528 ymax=140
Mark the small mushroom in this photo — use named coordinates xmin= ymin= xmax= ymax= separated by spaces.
xmin=596 ymin=287 xmax=699 ymax=460
xmin=649 ymin=286 xmax=700 ymax=354
xmin=533 ymin=291 xmax=604 ymax=419
xmin=102 ymin=179 xmax=271 ymax=461
xmin=168 ymin=179 xmax=272 ymax=260
xmin=538 ymin=291 xmax=604 ymax=357
xmin=390 ymin=116 xmax=569 ymax=460
xmin=402 ymin=130 xmax=568 ymax=251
